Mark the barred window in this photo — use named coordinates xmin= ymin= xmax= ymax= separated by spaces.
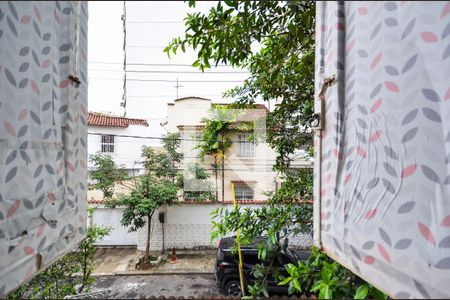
xmin=101 ymin=135 xmax=114 ymax=153
xmin=238 ymin=133 xmax=255 ymax=157
xmin=235 ymin=185 xmax=254 ymax=201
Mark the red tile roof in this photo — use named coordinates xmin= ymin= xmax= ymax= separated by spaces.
xmin=88 ymin=112 xmax=149 ymax=128
xmin=231 ymin=180 xmax=258 ymax=185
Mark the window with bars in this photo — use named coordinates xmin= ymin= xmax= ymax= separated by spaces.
xmin=101 ymin=135 xmax=114 ymax=153
xmin=235 ymin=185 xmax=254 ymax=201
xmin=238 ymin=133 xmax=255 ymax=157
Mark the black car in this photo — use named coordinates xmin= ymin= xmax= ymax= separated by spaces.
xmin=214 ymin=236 xmax=311 ymax=296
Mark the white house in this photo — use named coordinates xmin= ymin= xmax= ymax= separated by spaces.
xmin=87 ymin=112 xmax=164 ymax=246
xmin=87 ymin=112 xmax=165 ymax=174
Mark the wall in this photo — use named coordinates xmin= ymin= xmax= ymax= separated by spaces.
xmin=87 ymin=118 xmax=165 ymax=170
xmin=132 ymin=203 xmax=312 ymax=252
xmin=166 ymin=98 xmax=211 ymax=132
xmin=91 ymin=208 xmax=137 ymax=246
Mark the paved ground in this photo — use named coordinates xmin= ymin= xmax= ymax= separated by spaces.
xmin=90 ymin=274 xmax=221 ymax=299
xmin=93 ymin=248 xmax=216 ymax=275
xmin=93 ymin=248 xmax=137 ymax=274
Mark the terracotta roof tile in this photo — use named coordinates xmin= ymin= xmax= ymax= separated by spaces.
xmin=88 ymin=112 xmax=149 ymax=127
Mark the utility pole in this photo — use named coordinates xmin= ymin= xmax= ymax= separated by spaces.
xmin=174 ymin=78 xmax=183 ymax=99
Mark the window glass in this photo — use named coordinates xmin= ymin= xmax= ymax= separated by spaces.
xmin=238 ymin=133 xmax=255 ymax=157
xmin=101 ymin=135 xmax=114 ymax=153
xmin=235 ymin=185 xmax=254 ymax=201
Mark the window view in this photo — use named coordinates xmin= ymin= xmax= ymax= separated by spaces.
xmin=101 ymin=135 xmax=115 ymax=153
xmin=238 ymin=133 xmax=255 ymax=157
xmin=234 ymin=185 xmax=254 ymax=201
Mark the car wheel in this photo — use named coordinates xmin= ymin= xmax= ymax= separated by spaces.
xmin=224 ymin=280 xmax=242 ymax=297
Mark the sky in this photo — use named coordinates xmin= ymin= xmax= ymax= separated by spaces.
xmin=88 ymin=1 xmax=256 ymax=119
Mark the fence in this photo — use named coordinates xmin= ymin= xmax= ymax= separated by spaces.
xmin=91 ymin=202 xmax=313 ymax=251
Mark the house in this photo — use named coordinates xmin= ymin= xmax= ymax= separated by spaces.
xmin=87 ymin=112 xmax=164 ymax=246
xmin=87 ymin=112 xmax=165 ymax=175
xmin=166 ymin=96 xmax=311 ymax=202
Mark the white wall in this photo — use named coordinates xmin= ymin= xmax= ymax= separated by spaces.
xmin=167 ymin=98 xmax=212 ymax=132
xmin=134 ymin=203 xmax=313 ymax=251
xmin=92 ymin=208 xmax=138 ymax=246
xmin=88 ymin=118 xmax=165 ymax=170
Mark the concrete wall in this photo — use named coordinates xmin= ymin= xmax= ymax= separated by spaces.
xmin=130 ymin=203 xmax=313 ymax=251
xmin=92 ymin=208 xmax=138 ymax=246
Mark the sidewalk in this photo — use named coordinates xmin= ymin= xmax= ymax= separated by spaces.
xmin=92 ymin=248 xmax=216 ymax=276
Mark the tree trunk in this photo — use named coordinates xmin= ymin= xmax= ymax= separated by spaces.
xmin=214 ymin=155 xmax=218 ymax=202
xmin=221 ymin=156 xmax=225 ymax=202
xmin=145 ymin=213 xmax=152 ymax=259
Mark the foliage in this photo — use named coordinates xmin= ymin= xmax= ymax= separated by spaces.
xmin=142 ymin=133 xmax=184 ymax=184
xmin=166 ymin=0 xmax=316 ymax=172
xmin=271 ymin=168 xmax=313 ymax=203
xmin=211 ymin=204 xmax=311 ymax=247
xmin=88 ymin=153 xmax=128 ymax=198
xmin=108 ymin=176 xmax=178 ymax=232
xmin=196 ymin=106 xmax=234 ymax=162
xmin=8 ymin=208 xmax=111 ymax=299
xmin=183 ymin=163 xmax=217 ymax=202
xmin=167 ymin=1 xmax=384 ymax=298
xmin=278 ymin=247 xmax=388 ymax=300
xmin=106 ymin=133 xmax=182 ymax=259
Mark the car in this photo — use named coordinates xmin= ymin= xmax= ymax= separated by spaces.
xmin=214 ymin=236 xmax=311 ymax=297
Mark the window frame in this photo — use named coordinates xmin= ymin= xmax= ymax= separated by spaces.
xmin=234 ymin=185 xmax=254 ymax=201
xmin=238 ymin=133 xmax=255 ymax=157
xmin=101 ymin=134 xmax=115 ymax=153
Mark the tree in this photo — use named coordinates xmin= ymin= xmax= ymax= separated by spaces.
xmin=106 ymin=133 xmax=182 ymax=262
xmin=166 ymin=0 xmax=316 ymax=208
xmin=183 ymin=162 xmax=217 ymax=202
xmin=196 ymin=106 xmax=233 ymax=202
xmin=88 ymin=153 xmax=129 ymax=199
xmin=166 ymin=1 xmax=316 ymax=173
xmin=166 ymin=1 xmax=385 ymax=298
xmin=8 ymin=208 xmax=111 ymax=299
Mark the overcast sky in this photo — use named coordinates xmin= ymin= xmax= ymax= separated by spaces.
xmin=88 ymin=1 xmax=255 ymax=119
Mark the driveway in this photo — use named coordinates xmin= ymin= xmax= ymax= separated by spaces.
xmin=89 ymin=274 xmax=221 ymax=299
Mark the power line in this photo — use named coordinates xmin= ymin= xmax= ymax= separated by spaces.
xmin=127 ymin=21 xmax=183 ymax=24
xmin=126 ymin=94 xmax=223 ymax=98
xmin=90 ymin=77 xmax=244 ymax=83
xmin=88 ymin=132 xmax=264 ymax=144
xmin=89 ymin=68 xmax=249 ymax=74
xmin=89 ymin=62 xmax=238 ymax=68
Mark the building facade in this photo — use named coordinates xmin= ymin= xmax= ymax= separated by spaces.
xmin=167 ymin=97 xmax=311 ymax=202
xmin=87 ymin=112 xmax=164 ymax=173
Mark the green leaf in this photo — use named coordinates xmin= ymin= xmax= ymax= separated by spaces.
xmin=292 ymin=278 xmax=301 ymax=292
xmin=355 ymin=284 xmax=369 ymax=299
xmin=278 ymin=276 xmax=292 ymax=286
xmin=371 ymin=287 xmax=388 ymax=300
xmin=262 ymin=286 xmax=269 ymax=298
xmin=319 ymin=285 xmax=332 ymax=299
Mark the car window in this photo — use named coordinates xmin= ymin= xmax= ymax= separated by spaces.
xmin=242 ymin=252 xmax=260 ymax=266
